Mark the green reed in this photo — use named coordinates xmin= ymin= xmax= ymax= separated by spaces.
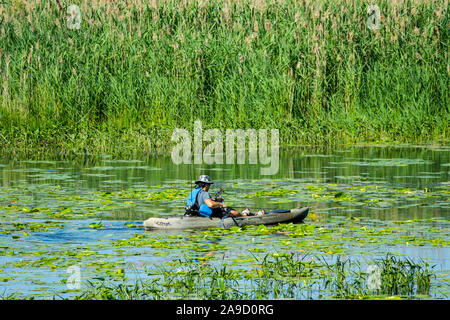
xmin=0 ymin=0 xmax=447 ymax=156
xmin=374 ymin=254 xmax=435 ymax=296
xmin=319 ymin=253 xmax=435 ymax=298
xmin=71 ymin=253 xmax=436 ymax=300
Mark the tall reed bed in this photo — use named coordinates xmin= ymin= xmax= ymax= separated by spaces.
xmin=0 ymin=0 xmax=448 ymax=156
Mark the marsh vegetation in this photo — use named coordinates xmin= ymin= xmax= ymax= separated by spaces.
xmin=0 ymin=147 xmax=448 ymax=299
xmin=0 ymin=0 xmax=448 ymax=156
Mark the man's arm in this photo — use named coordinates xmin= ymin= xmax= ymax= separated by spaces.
xmin=205 ymin=198 xmax=227 ymax=209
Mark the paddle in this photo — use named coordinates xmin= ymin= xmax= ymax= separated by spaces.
xmin=212 ymin=188 xmax=224 ymax=202
xmin=221 ymin=207 xmax=240 ymax=227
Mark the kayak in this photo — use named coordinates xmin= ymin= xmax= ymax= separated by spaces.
xmin=143 ymin=207 xmax=309 ymax=230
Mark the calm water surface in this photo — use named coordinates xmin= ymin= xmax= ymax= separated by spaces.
xmin=0 ymin=146 xmax=448 ymax=298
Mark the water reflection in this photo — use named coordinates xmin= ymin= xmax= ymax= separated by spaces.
xmin=0 ymin=146 xmax=447 ymax=188
xmin=0 ymin=146 xmax=448 ymax=221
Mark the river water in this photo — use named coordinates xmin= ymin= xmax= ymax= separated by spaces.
xmin=0 ymin=146 xmax=448 ymax=299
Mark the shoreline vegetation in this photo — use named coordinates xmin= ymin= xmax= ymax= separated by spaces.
xmin=0 ymin=0 xmax=448 ymax=158
xmin=72 ymin=253 xmax=435 ymax=300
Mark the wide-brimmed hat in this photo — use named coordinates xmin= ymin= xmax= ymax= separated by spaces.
xmin=195 ymin=175 xmax=214 ymax=184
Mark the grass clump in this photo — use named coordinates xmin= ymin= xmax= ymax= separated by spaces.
xmin=74 ymin=253 xmax=436 ymax=300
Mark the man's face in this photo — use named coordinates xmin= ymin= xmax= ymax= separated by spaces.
xmin=204 ymin=184 xmax=211 ymax=191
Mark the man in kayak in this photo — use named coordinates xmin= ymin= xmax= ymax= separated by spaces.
xmin=186 ymin=175 xmax=264 ymax=218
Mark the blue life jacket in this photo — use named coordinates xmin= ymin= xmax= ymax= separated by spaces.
xmin=186 ymin=187 xmax=213 ymax=217
xmin=186 ymin=187 xmax=201 ymax=208
xmin=198 ymin=202 xmax=213 ymax=217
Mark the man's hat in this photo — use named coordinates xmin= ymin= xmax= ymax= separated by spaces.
xmin=195 ymin=175 xmax=214 ymax=184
